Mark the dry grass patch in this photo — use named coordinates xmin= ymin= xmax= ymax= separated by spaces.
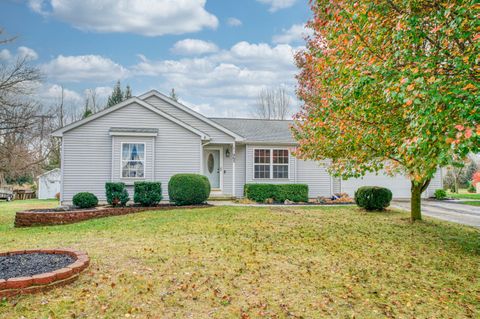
xmin=0 ymin=200 xmax=479 ymax=318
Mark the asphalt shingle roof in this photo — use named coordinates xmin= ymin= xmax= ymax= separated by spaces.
xmin=209 ymin=118 xmax=296 ymax=143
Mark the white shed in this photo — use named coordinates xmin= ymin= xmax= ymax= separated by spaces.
xmin=37 ymin=168 xmax=61 ymax=199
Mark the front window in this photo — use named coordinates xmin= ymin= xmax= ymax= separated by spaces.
xmin=254 ymin=149 xmax=289 ymax=179
xmin=273 ymin=149 xmax=289 ymax=178
xmin=254 ymin=149 xmax=271 ymax=178
xmin=122 ymin=143 xmax=145 ymax=178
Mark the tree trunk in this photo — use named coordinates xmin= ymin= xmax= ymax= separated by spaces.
xmin=410 ymin=179 xmax=431 ymax=222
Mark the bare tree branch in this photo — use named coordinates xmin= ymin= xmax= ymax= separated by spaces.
xmin=252 ymin=87 xmax=291 ymax=120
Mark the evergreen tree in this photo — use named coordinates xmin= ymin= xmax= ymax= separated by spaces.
xmin=82 ymin=98 xmax=93 ymax=119
xmin=107 ymin=80 xmax=124 ymax=107
xmin=170 ymin=88 xmax=178 ymax=102
xmin=125 ymin=85 xmax=132 ymax=99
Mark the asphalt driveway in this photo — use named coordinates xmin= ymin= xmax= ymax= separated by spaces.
xmin=392 ymin=199 xmax=480 ymax=228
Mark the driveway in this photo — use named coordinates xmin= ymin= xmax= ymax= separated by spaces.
xmin=392 ymin=199 xmax=480 ymax=228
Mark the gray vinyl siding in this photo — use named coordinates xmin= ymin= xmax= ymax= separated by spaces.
xmin=144 ymin=96 xmax=235 ymax=144
xmin=62 ymin=102 xmax=201 ymax=203
xmin=425 ymin=169 xmax=443 ymax=198
xmin=296 ymin=160 xmax=333 ymax=197
xmin=222 ymin=146 xmax=233 ymax=196
xmin=235 ymin=145 xmax=246 ymax=197
xmin=245 ymin=144 xmax=297 ymax=184
xmin=332 ymin=178 xmax=342 ymax=194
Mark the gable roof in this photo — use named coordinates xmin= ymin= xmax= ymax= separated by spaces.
xmin=210 ymin=118 xmax=296 ymax=144
xmin=139 ymin=90 xmax=245 ymax=142
xmin=51 ymin=97 xmax=211 ymax=140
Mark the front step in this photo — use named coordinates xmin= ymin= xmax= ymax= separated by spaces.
xmin=208 ymin=196 xmax=236 ymax=201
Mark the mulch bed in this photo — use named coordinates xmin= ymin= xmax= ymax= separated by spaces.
xmin=0 ymin=249 xmax=89 ymax=298
xmin=15 ymin=204 xmax=211 ymax=227
xmin=0 ymin=253 xmax=75 ymax=279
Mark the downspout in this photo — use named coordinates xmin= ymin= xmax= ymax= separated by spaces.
xmin=111 ymin=135 xmax=115 ymax=181
xmin=232 ymin=142 xmax=236 ymax=198
xmin=152 ymin=136 xmax=155 ymax=180
xmin=60 ymin=137 xmax=64 ymax=204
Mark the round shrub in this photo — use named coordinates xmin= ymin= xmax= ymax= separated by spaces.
xmin=434 ymin=189 xmax=447 ymax=200
xmin=134 ymin=181 xmax=162 ymax=206
xmin=354 ymin=186 xmax=392 ymax=211
xmin=72 ymin=192 xmax=98 ymax=208
xmin=168 ymin=174 xmax=210 ymax=205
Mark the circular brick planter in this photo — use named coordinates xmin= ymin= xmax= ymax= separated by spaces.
xmin=0 ymin=249 xmax=89 ymax=298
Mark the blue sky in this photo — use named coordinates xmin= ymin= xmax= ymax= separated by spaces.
xmin=0 ymin=0 xmax=311 ymax=117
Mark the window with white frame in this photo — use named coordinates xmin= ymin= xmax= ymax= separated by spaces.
xmin=272 ymin=149 xmax=289 ymax=178
xmin=254 ymin=149 xmax=289 ymax=179
xmin=121 ymin=143 xmax=145 ymax=178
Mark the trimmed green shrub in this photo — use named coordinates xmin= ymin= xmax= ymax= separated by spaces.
xmin=168 ymin=174 xmax=210 ymax=205
xmin=134 ymin=181 xmax=162 ymax=206
xmin=105 ymin=182 xmax=129 ymax=207
xmin=434 ymin=189 xmax=447 ymax=200
xmin=467 ymin=182 xmax=476 ymax=193
xmin=354 ymin=186 xmax=392 ymax=211
xmin=244 ymin=184 xmax=309 ymax=203
xmin=72 ymin=192 xmax=98 ymax=208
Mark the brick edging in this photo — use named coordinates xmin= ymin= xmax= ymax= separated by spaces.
xmin=0 ymin=249 xmax=89 ymax=298
xmin=15 ymin=205 xmax=210 ymax=227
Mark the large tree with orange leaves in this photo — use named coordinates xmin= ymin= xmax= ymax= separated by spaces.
xmin=293 ymin=0 xmax=479 ymax=221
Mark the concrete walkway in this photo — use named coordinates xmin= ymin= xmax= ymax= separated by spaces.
xmin=392 ymin=199 xmax=480 ymax=228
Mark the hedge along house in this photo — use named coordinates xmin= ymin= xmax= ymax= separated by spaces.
xmin=52 ymin=90 xmax=443 ymax=204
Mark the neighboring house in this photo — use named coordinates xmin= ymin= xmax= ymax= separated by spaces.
xmin=37 ymin=168 xmax=61 ymax=199
xmin=52 ymin=90 xmax=443 ymax=204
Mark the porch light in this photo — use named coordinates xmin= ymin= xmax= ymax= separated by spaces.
xmin=225 ymin=148 xmax=230 ymax=158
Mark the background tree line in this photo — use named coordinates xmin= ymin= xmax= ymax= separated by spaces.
xmin=0 ymin=28 xmax=132 ymax=186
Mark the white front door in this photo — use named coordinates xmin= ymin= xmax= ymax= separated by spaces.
xmin=204 ymin=149 xmax=221 ymax=189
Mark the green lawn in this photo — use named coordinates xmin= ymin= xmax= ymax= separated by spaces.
xmin=460 ymin=201 xmax=480 ymax=207
xmin=447 ymin=191 xmax=480 ymax=200
xmin=0 ymin=200 xmax=479 ymax=318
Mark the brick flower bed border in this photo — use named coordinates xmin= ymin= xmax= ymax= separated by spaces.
xmin=15 ymin=204 xmax=210 ymax=227
xmin=0 ymin=249 xmax=89 ymax=298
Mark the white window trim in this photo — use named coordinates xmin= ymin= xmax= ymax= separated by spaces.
xmin=120 ymin=142 xmax=146 ymax=180
xmin=252 ymin=148 xmax=290 ymax=180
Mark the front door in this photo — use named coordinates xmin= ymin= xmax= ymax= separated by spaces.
xmin=204 ymin=149 xmax=221 ymax=189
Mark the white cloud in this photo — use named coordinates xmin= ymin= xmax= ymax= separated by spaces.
xmin=42 ymin=55 xmax=128 ymax=83
xmin=0 ymin=49 xmax=12 ymax=61
xmin=256 ymin=0 xmax=297 ymax=12
xmin=28 ymin=0 xmax=218 ymax=36
xmin=273 ymin=23 xmax=313 ymax=44
xmin=226 ymin=17 xmax=242 ymax=27
xmin=171 ymin=39 xmax=219 ymax=55
xmin=133 ymin=41 xmax=300 ymax=116
xmin=0 ymin=47 xmax=38 ymax=62
xmin=87 ymin=86 xmax=113 ymax=101
xmin=33 ymin=83 xmax=115 ymax=115
xmin=41 ymin=84 xmax=84 ymax=104
xmin=18 ymin=46 xmax=39 ymax=61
